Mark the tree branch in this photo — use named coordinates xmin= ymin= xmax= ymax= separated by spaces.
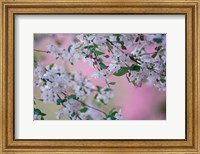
xmin=79 ymin=101 xmax=107 ymax=116
xmin=34 ymin=49 xmax=49 ymax=53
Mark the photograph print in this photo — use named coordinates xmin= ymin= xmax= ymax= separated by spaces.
xmin=34 ymin=33 xmax=166 ymax=120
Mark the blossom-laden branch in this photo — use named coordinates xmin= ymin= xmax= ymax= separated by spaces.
xmin=34 ymin=63 xmax=121 ymax=120
xmin=36 ymin=34 xmax=166 ymax=90
xmin=34 ymin=34 xmax=166 ymax=120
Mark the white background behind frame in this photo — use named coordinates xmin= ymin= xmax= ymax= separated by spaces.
xmin=15 ymin=15 xmax=185 ymax=139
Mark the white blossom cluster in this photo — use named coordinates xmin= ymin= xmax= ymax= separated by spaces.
xmin=72 ymin=71 xmax=95 ymax=100
xmin=96 ymin=87 xmax=114 ymax=104
xmin=34 ymin=63 xmax=116 ymax=120
xmin=55 ymin=99 xmax=107 ymax=120
xmin=34 ymin=33 xmax=166 ymax=120
xmin=34 ymin=64 xmax=70 ymax=103
xmin=46 ymin=34 xmax=166 ymax=91
xmin=55 ymin=99 xmax=81 ymax=120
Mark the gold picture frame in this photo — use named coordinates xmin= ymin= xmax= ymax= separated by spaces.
xmin=0 ymin=0 xmax=200 ymax=153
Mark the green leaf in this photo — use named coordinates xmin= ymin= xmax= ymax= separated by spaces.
xmin=41 ymin=116 xmax=44 ymax=120
xmin=151 ymin=52 xmax=157 ymax=58
xmin=34 ymin=108 xmax=40 ymax=115
xmin=114 ymin=67 xmax=129 ymax=76
xmin=57 ymin=98 xmax=67 ymax=105
xmin=132 ymin=80 xmax=136 ymax=85
xmin=111 ymin=111 xmax=118 ymax=116
xmin=107 ymin=110 xmax=118 ymax=119
xmin=86 ymin=45 xmax=95 ymax=50
xmin=93 ymin=50 xmax=104 ymax=56
xmin=100 ymin=99 xmax=106 ymax=105
xmin=153 ymin=38 xmax=162 ymax=44
xmin=104 ymin=88 xmax=112 ymax=92
xmin=96 ymin=86 xmax=102 ymax=92
xmin=43 ymin=81 xmax=47 ymax=86
xmin=75 ymin=43 xmax=83 ymax=49
xmin=94 ymin=94 xmax=98 ymax=99
xmin=99 ymin=62 xmax=108 ymax=69
xmin=106 ymin=115 xmax=116 ymax=120
xmin=34 ymin=108 xmax=46 ymax=116
xmin=40 ymin=113 xmax=46 ymax=116
xmin=93 ymin=43 xmax=98 ymax=48
xmin=68 ymin=45 xmax=72 ymax=52
xmin=119 ymin=41 xmax=124 ymax=46
xmin=116 ymin=36 xmax=120 ymax=42
xmin=79 ymin=107 xmax=88 ymax=113
xmin=155 ymin=45 xmax=162 ymax=51
xmin=34 ymin=60 xmax=38 ymax=68
xmin=139 ymin=34 xmax=144 ymax=41
xmin=129 ymin=64 xmax=140 ymax=72
xmin=121 ymin=45 xmax=127 ymax=50
xmin=113 ymin=34 xmax=121 ymax=36
xmin=56 ymin=98 xmax=63 ymax=105
xmin=160 ymin=78 xmax=166 ymax=83
xmin=113 ymin=34 xmax=121 ymax=42
xmin=41 ymin=78 xmax=47 ymax=85
xmin=119 ymin=41 xmax=126 ymax=50
xmin=68 ymin=94 xmax=76 ymax=100
xmin=49 ymin=64 xmax=54 ymax=70
xmin=109 ymin=82 xmax=116 ymax=85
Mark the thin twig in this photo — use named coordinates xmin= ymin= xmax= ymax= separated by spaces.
xmin=106 ymin=39 xmax=125 ymax=53
xmin=138 ymin=51 xmax=158 ymax=56
xmin=106 ymin=39 xmax=142 ymax=65
xmin=34 ymin=49 xmax=49 ymax=53
xmin=76 ymin=114 xmax=82 ymax=120
xmin=61 ymin=92 xmax=107 ymax=116
xmin=129 ymin=56 xmax=141 ymax=65
xmin=79 ymin=101 xmax=107 ymax=116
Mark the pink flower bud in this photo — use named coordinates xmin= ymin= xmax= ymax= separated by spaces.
xmin=104 ymin=55 xmax=110 ymax=58
xmin=89 ymin=54 xmax=93 ymax=59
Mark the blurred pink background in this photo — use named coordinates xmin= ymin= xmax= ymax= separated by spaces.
xmin=34 ymin=34 xmax=166 ymax=120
